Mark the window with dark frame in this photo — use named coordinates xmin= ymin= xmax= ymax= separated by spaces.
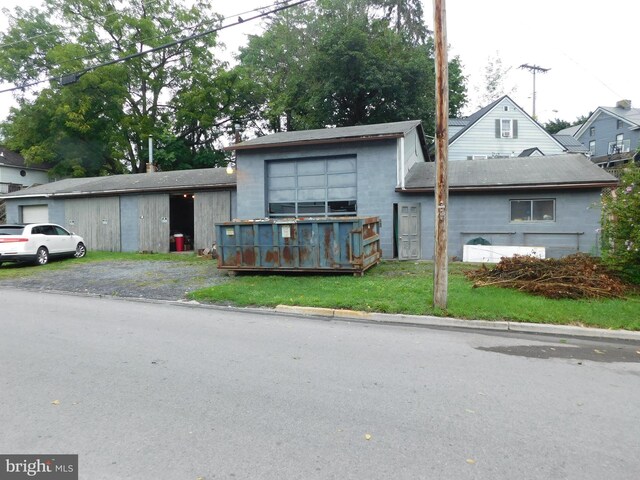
xmin=617 ymin=119 xmax=623 ymax=129
xmin=510 ymin=199 xmax=555 ymax=222
xmin=590 ymin=126 xmax=595 ymax=136
xmin=267 ymin=156 xmax=357 ymax=217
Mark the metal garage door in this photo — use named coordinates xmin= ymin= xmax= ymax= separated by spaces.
xmin=21 ymin=205 xmax=49 ymax=223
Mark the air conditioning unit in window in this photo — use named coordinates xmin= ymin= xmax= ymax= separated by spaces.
xmin=501 ymin=132 xmax=511 ymax=138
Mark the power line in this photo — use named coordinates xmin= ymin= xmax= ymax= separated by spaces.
xmin=0 ymin=0 xmax=311 ymax=94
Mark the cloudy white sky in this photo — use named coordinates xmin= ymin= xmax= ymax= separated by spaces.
xmin=0 ymin=0 xmax=638 ymax=125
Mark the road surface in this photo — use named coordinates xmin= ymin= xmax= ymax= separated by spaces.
xmin=1 ymin=290 xmax=639 ymax=479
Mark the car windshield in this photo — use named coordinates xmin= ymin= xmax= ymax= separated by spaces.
xmin=0 ymin=226 xmax=25 ymax=235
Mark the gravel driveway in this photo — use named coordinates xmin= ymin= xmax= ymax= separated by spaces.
xmin=0 ymin=259 xmax=229 ymax=301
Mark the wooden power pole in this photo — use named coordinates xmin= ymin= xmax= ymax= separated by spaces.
xmin=433 ymin=0 xmax=449 ymax=309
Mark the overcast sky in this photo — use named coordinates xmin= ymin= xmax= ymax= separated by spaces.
xmin=1 ymin=0 xmax=638 ymax=125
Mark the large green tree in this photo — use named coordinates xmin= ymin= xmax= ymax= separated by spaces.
xmin=234 ymin=0 xmax=467 ymax=136
xmin=0 ymin=0 xmax=229 ymax=176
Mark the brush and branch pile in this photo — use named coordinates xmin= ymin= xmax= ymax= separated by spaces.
xmin=465 ymin=254 xmax=629 ymax=299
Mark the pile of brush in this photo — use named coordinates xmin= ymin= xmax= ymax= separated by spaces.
xmin=464 ymin=254 xmax=628 ymax=299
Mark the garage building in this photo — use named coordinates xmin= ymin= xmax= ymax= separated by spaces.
xmin=1 ymin=168 xmax=236 ymax=253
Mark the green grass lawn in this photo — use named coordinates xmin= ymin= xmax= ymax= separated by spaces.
xmin=189 ymin=260 xmax=640 ymax=331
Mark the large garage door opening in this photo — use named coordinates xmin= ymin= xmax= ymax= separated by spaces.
xmin=170 ymin=194 xmax=194 ymax=251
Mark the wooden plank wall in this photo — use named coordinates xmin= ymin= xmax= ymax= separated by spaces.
xmin=139 ymin=194 xmax=170 ymax=253
xmin=65 ymin=197 xmax=121 ymax=251
xmin=194 ymin=190 xmax=231 ymax=251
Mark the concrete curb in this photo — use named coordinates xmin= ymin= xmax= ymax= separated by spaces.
xmin=274 ymin=305 xmax=640 ymax=342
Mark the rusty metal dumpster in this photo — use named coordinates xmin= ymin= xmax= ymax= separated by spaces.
xmin=215 ymin=217 xmax=381 ymax=274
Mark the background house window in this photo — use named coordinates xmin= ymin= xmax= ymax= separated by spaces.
xmin=510 ymin=199 xmax=555 ymax=222
xmin=267 ymin=156 xmax=357 ymax=217
xmin=617 ymin=119 xmax=623 ymax=129
xmin=495 ymin=119 xmax=518 ymax=138
xmin=608 ymin=134 xmax=630 ymax=154
xmin=590 ymin=127 xmax=595 ymax=136
xmin=589 ymin=140 xmax=596 ymax=155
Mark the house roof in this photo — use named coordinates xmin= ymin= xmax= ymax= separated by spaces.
xmin=556 ymin=124 xmax=581 ymax=136
xmin=402 ymin=154 xmax=618 ymax=192
xmin=448 ymin=118 xmax=468 ymax=127
xmin=518 ymin=147 xmax=544 ymax=157
xmin=575 ymin=104 xmax=640 ymax=137
xmin=553 ymin=134 xmax=590 ymax=153
xmin=446 ymin=95 xmax=566 ymax=151
xmin=1 ymin=168 xmax=236 ymax=199
xmin=0 ymin=146 xmax=50 ymax=171
xmin=225 ymin=120 xmax=429 ymax=156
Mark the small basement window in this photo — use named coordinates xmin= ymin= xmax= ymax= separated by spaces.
xmin=510 ymin=199 xmax=555 ymax=222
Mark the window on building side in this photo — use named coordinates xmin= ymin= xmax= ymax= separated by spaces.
xmin=501 ymin=119 xmax=513 ymax=138
xmin=617 ymin=119 xmax=623 ymax=129
xmin=510 ymin=199 xmax=555 ymax=222
xmin=590 ymin=127 xmax=595 ymax=136
xmin=589 ymin=140 xmax=596 ymax=155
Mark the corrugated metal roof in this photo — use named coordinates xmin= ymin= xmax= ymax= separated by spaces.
xmin=448 ymin=118 xmax=469 ymax=127
xmin=1 ymin=168 xmax=236 ymax=199
xmin=553 ymin=134 xmax=589 ymax=153
xmin=404 ymin=154 xmax=617 ymax=190
xmin=556 ymin=124 xmax=581 ymax=136
xmin=226 ymin=120 xmax=423 ymax=150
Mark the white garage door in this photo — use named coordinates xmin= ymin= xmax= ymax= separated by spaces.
xmin=22 ymin=205 xmax=49 ymax=223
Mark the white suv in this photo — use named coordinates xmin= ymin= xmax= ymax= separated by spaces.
xmin=0 ymin=223 xmax=86 ymax=266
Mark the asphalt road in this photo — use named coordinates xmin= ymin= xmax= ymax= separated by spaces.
xmin=1 ymin=290 xmax=639 ymax=480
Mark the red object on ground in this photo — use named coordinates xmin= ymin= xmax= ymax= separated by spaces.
xmin=174 ymin=234 xmax=184 ymax=252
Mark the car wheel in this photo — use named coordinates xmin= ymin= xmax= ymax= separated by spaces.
xmin=74 ymin=242 xmax=87 ymax=258
xmin=35 ymin=247 xmax=49 ymax=266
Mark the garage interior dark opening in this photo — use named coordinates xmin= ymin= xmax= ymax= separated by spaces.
xmin=169 ymin=193 xmax=194 ymax=251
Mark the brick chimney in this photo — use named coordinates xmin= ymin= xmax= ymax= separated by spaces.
xmin=616 ymin=99 xmax=631 ymax=109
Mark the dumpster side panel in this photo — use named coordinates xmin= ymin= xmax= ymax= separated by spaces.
xmin=216 ymin=217 xmax=381 ymax=273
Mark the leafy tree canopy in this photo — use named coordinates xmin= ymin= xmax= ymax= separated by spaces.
xmin=234 ymin=0 xmax=467 ymax=136
xmin=0 ymin=0 xmax=230 ymax=176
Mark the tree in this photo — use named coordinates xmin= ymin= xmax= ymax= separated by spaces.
xmin=234 ymin=0 xmax=467 ymax=135
xmin=0 ymin=0 xmax=230 ymax=176
xmin=474 ymin=52 xmax=515 ymax=108
xmin=543 ymin=118 xmax=572 ymax=134
xmin=600 ymin=162 xmax=640 ymax=284
xmin=371 ymin=0 xmax=430 ymax=44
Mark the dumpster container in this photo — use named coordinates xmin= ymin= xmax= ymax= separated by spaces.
xmin=215 ymin=217 xmax=381 ymax=275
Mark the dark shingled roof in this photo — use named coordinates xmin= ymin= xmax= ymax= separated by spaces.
xmin=403 ymin=154 xmax=617 ymax=191
xmin=1 ymin=168 xmax=236 ymax=199
xmin=225 ymin=120 xmax=426 ymax=152
xmin=0 ymin=146 xmax=51 ymax=171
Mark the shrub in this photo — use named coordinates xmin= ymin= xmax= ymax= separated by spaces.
xmin=601 ymin=162 xmax=640 ymax=283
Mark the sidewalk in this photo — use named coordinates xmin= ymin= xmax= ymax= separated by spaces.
xmin=274 ymin=305 xmax=640 ymax=342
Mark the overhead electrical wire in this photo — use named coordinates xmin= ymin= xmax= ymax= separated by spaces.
xmin=0 ymin=0 xmax=311 ymax=95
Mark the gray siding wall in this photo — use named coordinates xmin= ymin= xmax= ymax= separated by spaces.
xmin=65 ymin=197 xmax=121 ymax=251
xmin=194 ymin=190 xmax=232 ymax=251
xmin=237 ymin=139 xmax=404 ymax=258
xmin=138 ymin=194 xmax=170 ymax=253
xmin=577 ymin=112 xmax=640 ymax=157
xmin=410 ymin=189 xmax=603 ymax=260
xmin=449 ymin=98 xmax=565 ymax=160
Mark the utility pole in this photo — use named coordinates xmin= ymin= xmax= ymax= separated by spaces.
xmin=433 ymin=0 xmax=449 ymax=309
xmin=518 ymin=64 xmax=550 ymax=119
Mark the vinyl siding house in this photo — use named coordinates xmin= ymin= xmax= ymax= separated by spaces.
xmin=227 ymin=120 xmax=617 ymax=261
xmin=447 ymin=96 xmax=566 ymax=160
xmin=0 ymin=146 xmax=51 ymax=194
xmin=573 ymin=100 xmax=640 ymax=167
xmin=2 ymin=168 xmax=236 ymax=253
